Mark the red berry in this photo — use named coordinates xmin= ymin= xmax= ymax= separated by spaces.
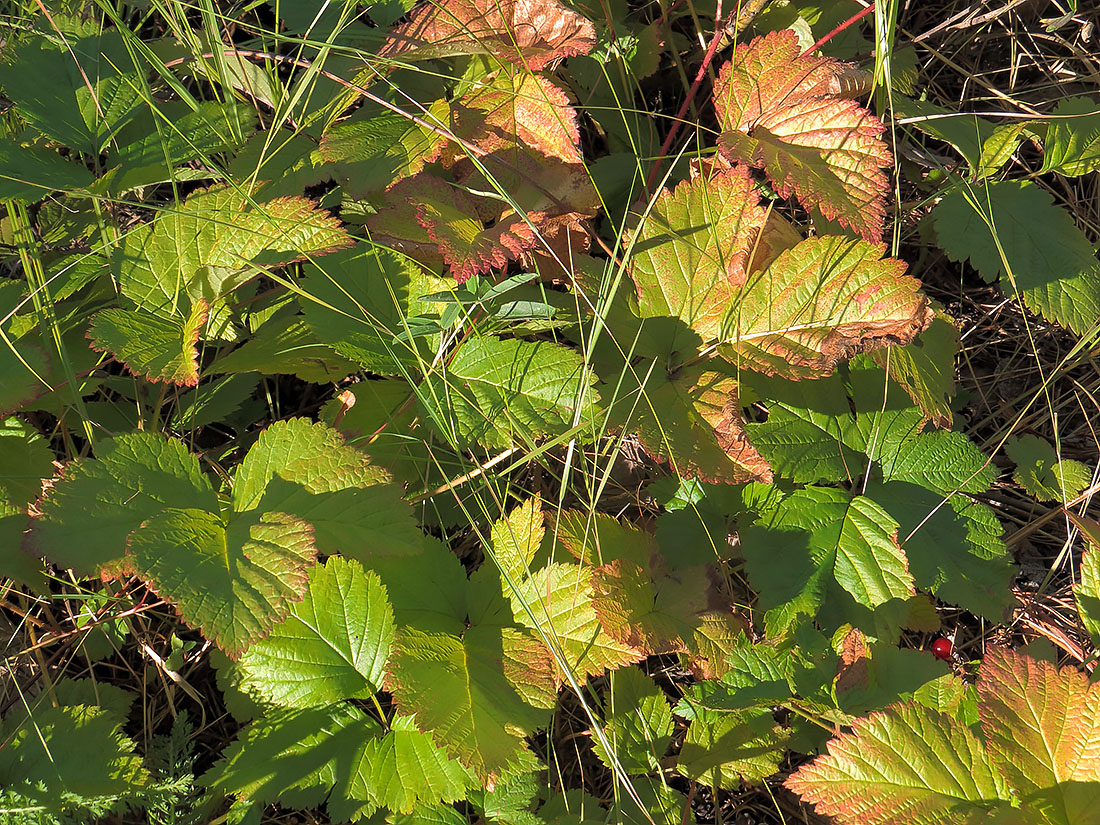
xmin=930 ymin=638 xmax=953 ymax=661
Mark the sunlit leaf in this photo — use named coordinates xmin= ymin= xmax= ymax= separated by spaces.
xmin=88 ymin=300 xmax=208 ymax=386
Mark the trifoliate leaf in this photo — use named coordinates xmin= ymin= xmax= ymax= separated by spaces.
xmin=117 ymin=184 xmax=352 ymax=319
xmin=232 ymin=418 xmax=424 ymax=558
xmin=301 ymin=242 xmax=454 ymax=373
xmin=388 ymin=626 xmax=551 ymax=783
xmin=0 ymin=138 xmax=94 ymax=202
xmin=0 ymin=704 xmax=149 ymax=818
xmin=236 ymin=556 xmax=395 ymax=707
xmin=721 ymin=237 xmax=932 ymax=378
xmin=933 ymin=181 xmax=1100 ymax=336
xmin=1005 ymin=434 xmax=1091 ymax=503
xmin=127 ymin=509 xmax=317 ymax=659
xmin=627 ymin=164 xmax=768 ymax=347
xmin=0 ymin=30 xmax=144 ymax=154
xmin=87 ymin=300 xmax=208 ymax=386
xmin=511 ymin=562 xmax=642 ymax=681
xmin=714 ymin=30 xmax=891 ymax=240
xmin=741 ymin=487 xmax=915 ymax=637
xmin=591 ymin=668 xmax=673 ymax=774
xmin=977 ymin=647 xmax=1100 ymax=820
xmin=424 ymin=335 xmax=599 ymax=450
xmin=786 ymin=703 xmax=1014 ymax=825
xmin=27 ymin=431 xmax=218 ymax=577
xmin=1040 ymin=97 xmax=1100 ymax=177
xmin=378 ymin=0 xmax=597 ymax=70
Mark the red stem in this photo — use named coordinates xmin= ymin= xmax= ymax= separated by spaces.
xmin=801 ymin=4 xmax=875 ymax=56
xmin=645 ymin=0 xmax=725 ymax=192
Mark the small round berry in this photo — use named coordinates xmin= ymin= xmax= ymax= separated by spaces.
xmin=930 ymin=638 xmax=953 ymax=661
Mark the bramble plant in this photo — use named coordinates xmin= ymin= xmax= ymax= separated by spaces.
xmin=1 ymin=1 xmax=1100 ymax=824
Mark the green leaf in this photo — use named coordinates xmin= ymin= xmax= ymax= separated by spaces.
xmin=786 ymin=703 xmax=1014 ymax=825
xmin=1005 ymin=435 xmax=1091 ymax=502
xmin=552 ymin=509 xmax=654 ymax=567
xmin=117 ymin=184 xmax=352 ymax=319
xmin=424 ymin=336 xmax=599 ymax=450
xmin=0 ymin=704 xmax=149 ymax=818
xmin=871 ymin=482 xmax=1014 ymax=623
xmin=88 ymin=300 xmax=208 ymax=386
xmin=675 ymin=701 xmax=789 ymax=786
xmin=0 ymin=30 xmax=145 ymax=154
xmin=236 ymin=556 xmax=395 ymax=707
xmin=27 ymin=431 xmax=218 ymax=577
xmin=0 ymin=418 xmax=53 ymax=590
xmin=389 ymin=626 xmax=550 ymax=783
xmin=0 ymin=138 xmax=94 ymax=202
xmin=626 ymin=164 xmax=767 ymax=346
xmin=127 ymin=509 xmax=317 ymax=659
xmin=1041 ymin=97 xmax=1100 ymax=177
xmin=977 ymin=647 xmax=1100 ymax=822
xmin=720 ymin=236 xmax=932 ymax=378
xmin=490 ymin=497 xmax=545 ymax=587
xmin=933 ymin=181 xmax=1100 ymax=336
xmin=714 ymin=30 xmax=891 ymax=240
xmin=0 ymin=281 xmax=51 ymax=416
xmin=894 ymin=96 xmax=1025 ymax=181
xmin=1072 ymin=513 xmax=1100 ymax=648
xmin=362 ymin=537 xmax=468 ymax=635
xmin=232 ymin=418 xmax=424 ymax=558
xmin=591 ymin=668 xmax=673 ymax=774
xmin=868 ymin=313 xmax=959 ymax=428
xmin=630 ymin=365 xmax=773 ymax=484
xmin=211 ymin=310 xmax=357 ymax=384
xmin=511 ymin=562 xmax=641 ymax=680
xmin=301 ymin=243 xmax=453 ymax=373
xmin=111 ymin=100 xmax=251 ymax=193
xmin=741 ymin=487 xmax=915 ymax=636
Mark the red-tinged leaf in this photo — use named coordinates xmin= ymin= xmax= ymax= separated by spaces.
xmin=379 ymin=0 xmax=596 ymax=70
xmin=450 ymin=73 xmax=581 ymax=164
xmin=786 ymin=703 xmax=1015 ymax=825
xmin=633 ymin=367 xmax=773 ymax=484
xmin=714 ymin=30 xmax=891 ymax=240
xmin=87 ymin=300 xmax=207 ymax=387
xmin=590 ymin=558 xmax=711 ymax=656
xmin=628 ymin=164 xmax=768 ymax=345
xmin=977 ymin=647 xmax=1100 ymax=818
xmin=720 ymin=236 xmax=932 ymax=379
xmin=127 ymin=509 xmax=317 ymax=659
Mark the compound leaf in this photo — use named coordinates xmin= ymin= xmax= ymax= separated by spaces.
xmin=27 ymin=431 xmax=218 ymax=577
xmin=87 ymin=300 xmax=208 ymax=386
xmin=379 ymin=0 xmax=596 ymax=70
xmin=236 ymin=556 xmax=395 ymax=707
xmin=127 ymin=508 xmax=317 ymax=659
xmin=933 ymin=181 xmax=1100 ymax=336
xmin=786 ymin=702 xmax=1013 ymax=825
xmin=675 ymin=701 xmax=789 ymax=786
xmin=714 ymin=30 xmax=891 ymax=240
xmin=388 ymin=626 xmax=550 ymax=783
